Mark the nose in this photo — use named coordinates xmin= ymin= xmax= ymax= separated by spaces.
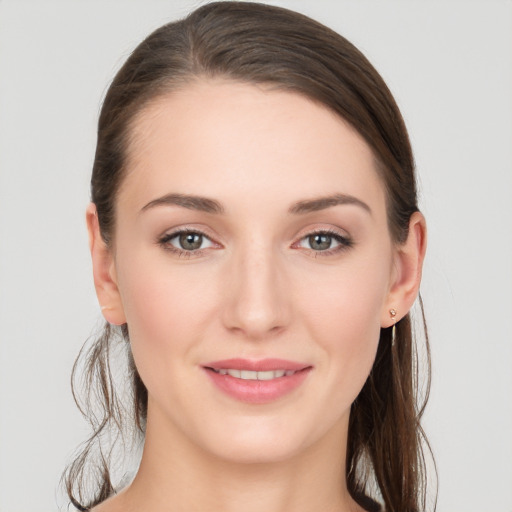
xmin=221 ymin=243 xmax=291 ymax=340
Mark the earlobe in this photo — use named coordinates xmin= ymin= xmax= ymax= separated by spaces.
xmin=86 ymin=203 xmax=126 ymax=326
xmin=382 ymin=211 xmax=427 ymax=327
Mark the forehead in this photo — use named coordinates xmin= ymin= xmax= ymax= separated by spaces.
xmin=120 ymin=79 xmax=386 ymax=216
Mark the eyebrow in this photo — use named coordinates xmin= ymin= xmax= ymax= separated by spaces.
xmin=141 ymin=193 xmax=224 ymax=214
xmin=140 ymin=192 xmax=371 ymax=216
xmin=289 ymin=193 xmax=372 ymax=215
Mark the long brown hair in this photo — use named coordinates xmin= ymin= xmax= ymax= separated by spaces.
xmin=65 ymin=3 xmax=435 ymax=511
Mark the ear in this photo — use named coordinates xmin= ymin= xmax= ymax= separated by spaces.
xmin=86 ymin=203 xmax=126 ymax=326
xmin=382 ymin=211 xmax=427 ymax=327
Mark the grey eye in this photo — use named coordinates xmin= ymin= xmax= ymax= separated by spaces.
xmin=163 ymin=231 xmax=214 ymax=251
xmin=307 ymin=233 xmax=335 ymax=251
xmin=178 ymin=232 xmax=204 ymax=250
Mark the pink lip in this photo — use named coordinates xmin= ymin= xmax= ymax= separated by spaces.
xmin=204 ymin=358 xmax=308 ymax=372
xmin=202 ymin=358 xmax=312 ymax=404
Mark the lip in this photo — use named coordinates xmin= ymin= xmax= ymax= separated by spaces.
xmin=204 ymin=358 xmax=309 ymax=372
xmin=202 ymin=358 xmax=312 ymax=404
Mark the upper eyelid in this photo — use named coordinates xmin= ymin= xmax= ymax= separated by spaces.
xmin=162 ymin=230 xmax=212 ymax=242
xmin=293 ymin=226 xmax=351 ymax=241
xmin=158 ymin=225 xmax=218 ymax=241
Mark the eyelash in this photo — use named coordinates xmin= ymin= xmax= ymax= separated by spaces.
xmin=295 ymin=228 xmax=354 ymax=257
xmin=157 ymin=228 xmax=216 ymax=258
xmin=157 ymin=228 xmax=354 ymax=258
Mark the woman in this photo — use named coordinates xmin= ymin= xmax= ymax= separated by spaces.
xmin=65 ymin=2 xmax=433 ymax=511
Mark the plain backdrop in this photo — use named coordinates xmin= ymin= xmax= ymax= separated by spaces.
xmin=0 ymin=1 xmax=511 ymax=511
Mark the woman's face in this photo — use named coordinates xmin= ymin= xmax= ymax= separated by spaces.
xmin=105 ymin=80 xmax=399 ymax=463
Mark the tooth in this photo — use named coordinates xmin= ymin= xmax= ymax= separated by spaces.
xmin=240 ymin=370 xmax=258 ymax=380
xmin=220 ymin=369 xmax=296 ymax=380
xmin=257 ymin=371 xmax=275 ymax=381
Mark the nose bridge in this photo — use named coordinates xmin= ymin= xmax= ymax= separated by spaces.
xmin=223 ymin=236 xmax=290 ymax=338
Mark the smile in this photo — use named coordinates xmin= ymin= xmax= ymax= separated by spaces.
xmin=210 ymin=369 xmax=296 ymax=380
xmin=203 ymin=358 xmax=312 ymax=404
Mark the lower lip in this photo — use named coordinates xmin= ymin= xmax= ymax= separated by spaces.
xmin=203 ymin=367 xmax=312 ymax=404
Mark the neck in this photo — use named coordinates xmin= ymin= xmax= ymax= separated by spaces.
xmin=107 ymin=402 xmax=364 ymax=512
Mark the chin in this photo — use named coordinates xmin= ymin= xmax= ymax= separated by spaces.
xmin=197 ymin=416 xmax=320 ymax=465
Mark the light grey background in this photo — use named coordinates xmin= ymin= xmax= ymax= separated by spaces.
xmin=1 ymin=1 xmax=511 ymax=511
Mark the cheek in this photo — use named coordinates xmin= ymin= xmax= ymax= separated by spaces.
xmin=114 ymin=253 xmax=219 ymax=384
xmin=299 ymin=254 xmax=390 ymax=341
xmin=297 ymin=254 xmax=390 ymax=395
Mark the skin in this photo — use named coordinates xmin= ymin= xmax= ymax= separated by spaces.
xmin=87 ymin=80 xmax=426 ymax=512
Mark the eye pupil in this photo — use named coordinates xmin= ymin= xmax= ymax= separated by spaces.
xmin=309 ymin=234 xmax=332 ymax=250
xmin=179 ymin=233 xmax=202 ymax=250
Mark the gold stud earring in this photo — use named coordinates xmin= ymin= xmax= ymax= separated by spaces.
xmin=389 ymin=308 xmax=397 ymax=346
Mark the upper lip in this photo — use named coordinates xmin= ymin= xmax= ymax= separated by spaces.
xmin=203 ymin=358 xmax=311 ymax=372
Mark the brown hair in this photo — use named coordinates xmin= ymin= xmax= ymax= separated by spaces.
xmin=65 ymin=2 xmax=435 ymax=511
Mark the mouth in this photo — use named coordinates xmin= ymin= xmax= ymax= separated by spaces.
xmin=207 ymin=368 xmax=298 ymax=380
xmin=202 ymin=358 xmax=312 ymax=404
